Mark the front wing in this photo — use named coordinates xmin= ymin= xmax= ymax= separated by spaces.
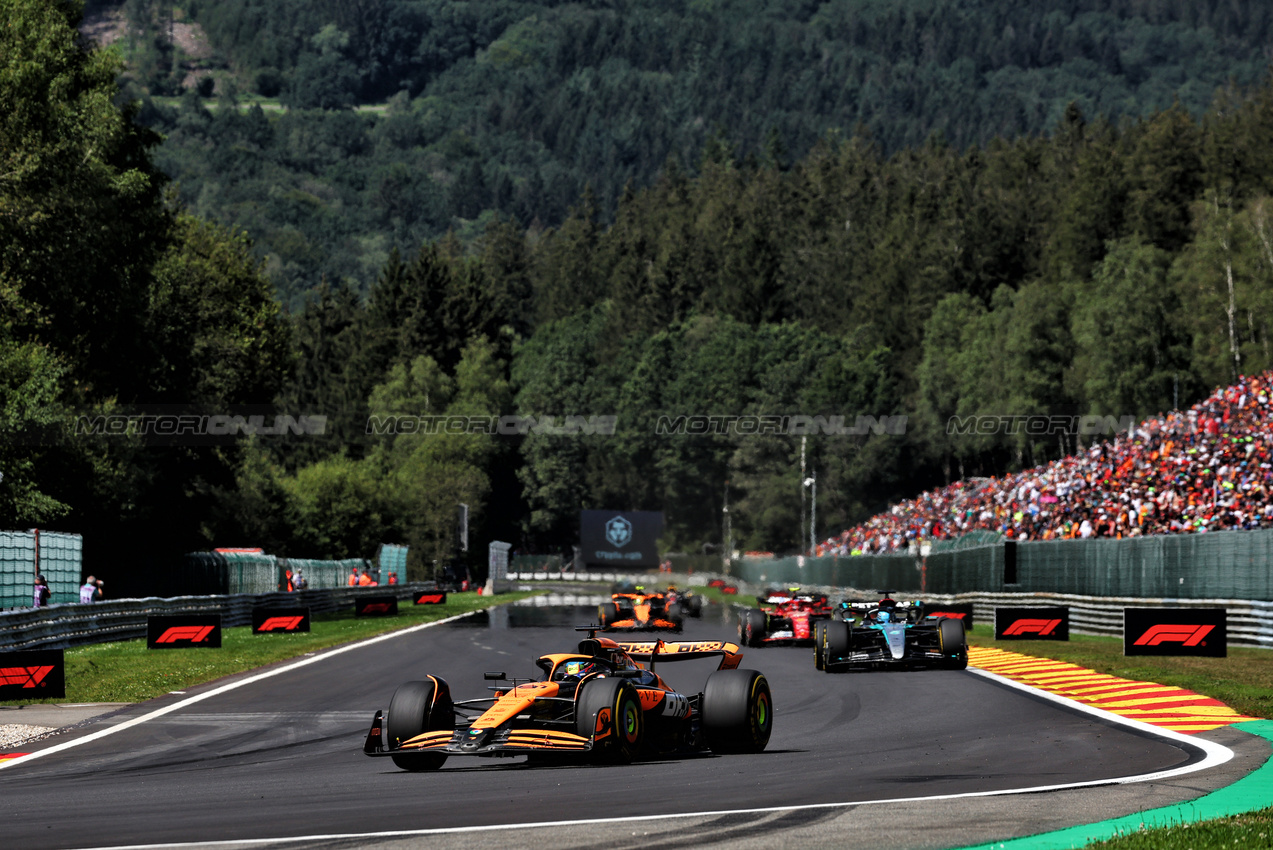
xmin=363 ymin=710 xmax=598 ymax=758
xmin=825 ymin=628 xmax=948 ymax=668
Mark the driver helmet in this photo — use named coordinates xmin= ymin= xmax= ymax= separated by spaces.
xmin=561 ymin=660 xmax=594 ymax=678
xmin=876 ymin=610 xmax=891 ymax=623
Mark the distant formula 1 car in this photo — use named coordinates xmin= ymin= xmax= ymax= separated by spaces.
xmin=362 ymin=628 xmax=773 ymax=770
xmin=737 ymin=588 xmax=834 ymax=647
xmin=664 ymin=584 xmax=703 ymax=617
xmin=814 ymin=591 xmax=968 ymax=671
xmin=598 ymin=585 xmax=683 ymax=631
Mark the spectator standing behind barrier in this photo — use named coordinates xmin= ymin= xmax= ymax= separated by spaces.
xmin=387 ymin=572 xmax=398 ymax=585
xmin=95 ymin=579 xmax=104 ymax=600
xmin=33 ymin=575 xmax=50 ymax=607
xmin=358 ymin=568 xmax=376 ymax=586
xmin=348 ymin=566 xmax=360 ymax=586
xmin=294 ymin=568 xmax=308 ymax=590
xmin=80 ymin=575 xmax=100 ymax=603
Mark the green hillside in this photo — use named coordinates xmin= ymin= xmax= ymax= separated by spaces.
xmin=8 ymin=0 xmax=1273 ymax=581
xmin=94 ymin=0 xmax=1273 ymax=305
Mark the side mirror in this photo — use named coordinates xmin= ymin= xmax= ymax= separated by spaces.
xmin=612 ymin=669 xmax=641 ymax=678
xmin=483 ymin=671 xmax=506 ymax=681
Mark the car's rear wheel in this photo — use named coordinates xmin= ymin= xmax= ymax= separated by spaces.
xmin=666 ymin=603 xmax=684 ymax=632
xmin=687 ymin=594 xmax=703 ymax=617
xmin=824 ymin=620 xmax=851 ymax=667
xmin=702 ymin=669 xmax=773 ymax=753
xmin=738 ymin=608 xmax=767 ymax=646
xmin=576 ymin=677 xmax=643 ymax=763
xmin=386 ymin=678 xmax=454 ymax=771
xmin=598 ymin=602 xmax=620 ymax=628
xmin=939 ymin=617 xmax=968 ymax=669
xmin=812 ymin=620 xmax=828 ymax=670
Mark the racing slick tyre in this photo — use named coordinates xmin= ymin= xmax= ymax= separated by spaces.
xmin=666 ymin=603 xmax=684 ymax=632
xmin=687 ymin=594 xmax=703 ymax=617
xmin=386 ymin=678 xmax=455 ymax=771
xmin=812 ymin=620 xmax=828 ymax=670
xmin=576 ymin=677 xmax=643 ymax=763
xmin=598 ymin=602 xmax=620 ymax=629
xmin=739 ymin=608 xmax=767 ymax=647
xmin=702 ymin=669 xmax=773 ymax=754
xmin=823 ymin=620 xmax=851 ymax=668
xmin=939 ymin=617 xmax=969 ymax=670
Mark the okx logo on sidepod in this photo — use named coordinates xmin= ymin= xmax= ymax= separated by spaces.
xmin=147 ymin=614 xmax=222 ymax=649
xmin=994 ymin=606 xmax=1069 ymax=641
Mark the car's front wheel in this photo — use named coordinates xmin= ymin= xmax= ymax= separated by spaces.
xmin=939 ymin=617 xmax=968 ymax=669
xmin=739 ymin=608 xmax=767 ymax=646
xmin=576 ymin=677 xmax=643 ymax=763
xmin=386 ymin=678 xmax=454 ymax=771
xmin=813 ymin=620 xmax=828 ymax=670
xmin=824 ymin=620 xmax=851 ymax=667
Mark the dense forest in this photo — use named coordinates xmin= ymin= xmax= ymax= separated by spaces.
xmin=93 ymin=0 xmax=1273 ymax=305
xmin=7 ymin=0 xmax=1273 ymax=584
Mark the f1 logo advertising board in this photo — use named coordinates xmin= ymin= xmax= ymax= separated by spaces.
xmin=413 ymin=590 xmax=447 ymax=605
xmin=927 ymin=603 xmax=974 ymax=629
xmin=147 ymin=614 xmax=222 ymax=649
xmin=994 ymin=606 xmax=1069 ymax=641
xmin=356 ymin=596 xmax=399 ymax=617
xmin=1124 ymin=607 xmax=1226 ymax=657
xmin=0 ymin=649 xmax=66 ymax=700
xmin=252 ymin=607 xmax=311 ymax=634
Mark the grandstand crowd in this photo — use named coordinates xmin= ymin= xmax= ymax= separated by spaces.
xmin=819 ymin=372 xmax=1273 ymax=556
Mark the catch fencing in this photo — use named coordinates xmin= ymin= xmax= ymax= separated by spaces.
xmin=705 ymin=527 xmax=1273 ymax=602
xmin=0 ymin=583 xmax=435 ymax=651
xmin=0 ymin=531 xmax=82 ymax=610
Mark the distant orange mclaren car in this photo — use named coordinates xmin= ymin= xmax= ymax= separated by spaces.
xmin=363 ymin=629 xmax=773 ymax=770
xmin=598 ymin=586 xmax=683 ymax=631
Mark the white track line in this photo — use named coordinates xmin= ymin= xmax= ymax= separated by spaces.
xmin=37 ymin=661 xmax=1240 ymax=850
xmin=0 ymin=609 xmax=482 ymax=771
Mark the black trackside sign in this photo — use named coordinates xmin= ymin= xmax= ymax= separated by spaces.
xmin=252 ymin=607 xmax=311 ymax=634
xmin=0 ymin=649 xmax=66 ymax=700
xmin=927 ymin=603 xmax=974 ymax=629
xmin=994 ymin=606 xmax=1070 ymax=641
xmin=356 ymin=596 xmax=398 ymax=617
xmin=1124 ymin=607 xmax=1226 ymax=657
xmin=147 ymin=614 xmax=222 ymax=649
xmin=414 ymin=590 xmax=447 ymax=605
xmin=579 ymin=509 xmax=664 ymax=569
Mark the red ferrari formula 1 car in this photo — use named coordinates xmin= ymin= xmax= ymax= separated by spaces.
xmin=362 ymin=628 xmax=773 ymax=770
xmin=738 ymin=588 xmax=833 ymax=647
xmin=598 ymin=585 xmax=683 ymax=631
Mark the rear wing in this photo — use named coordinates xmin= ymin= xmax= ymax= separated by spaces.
xmin=615 ymin=639 xmax=742 ymax=671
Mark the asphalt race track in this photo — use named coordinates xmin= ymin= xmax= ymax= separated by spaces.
xmin=0 ymin=601 xmax=1263 ymax=850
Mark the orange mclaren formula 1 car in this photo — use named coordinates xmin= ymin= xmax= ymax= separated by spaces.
xmin=362 ymin=628 xmax=773 ymax=770
xmin=598 ymin=585 xmax=683 ymax=631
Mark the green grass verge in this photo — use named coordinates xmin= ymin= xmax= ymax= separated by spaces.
xmin=3 ymin=591 xmax=540 ymax=706
xmin=1082 ymin=807 xmax=1273 ymax=849
xmin=966 ymin=629 xmax=1272 ymax=720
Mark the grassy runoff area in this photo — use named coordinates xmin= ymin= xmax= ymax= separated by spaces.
xmin=2 ymin=590 xmax=540 ymax=706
